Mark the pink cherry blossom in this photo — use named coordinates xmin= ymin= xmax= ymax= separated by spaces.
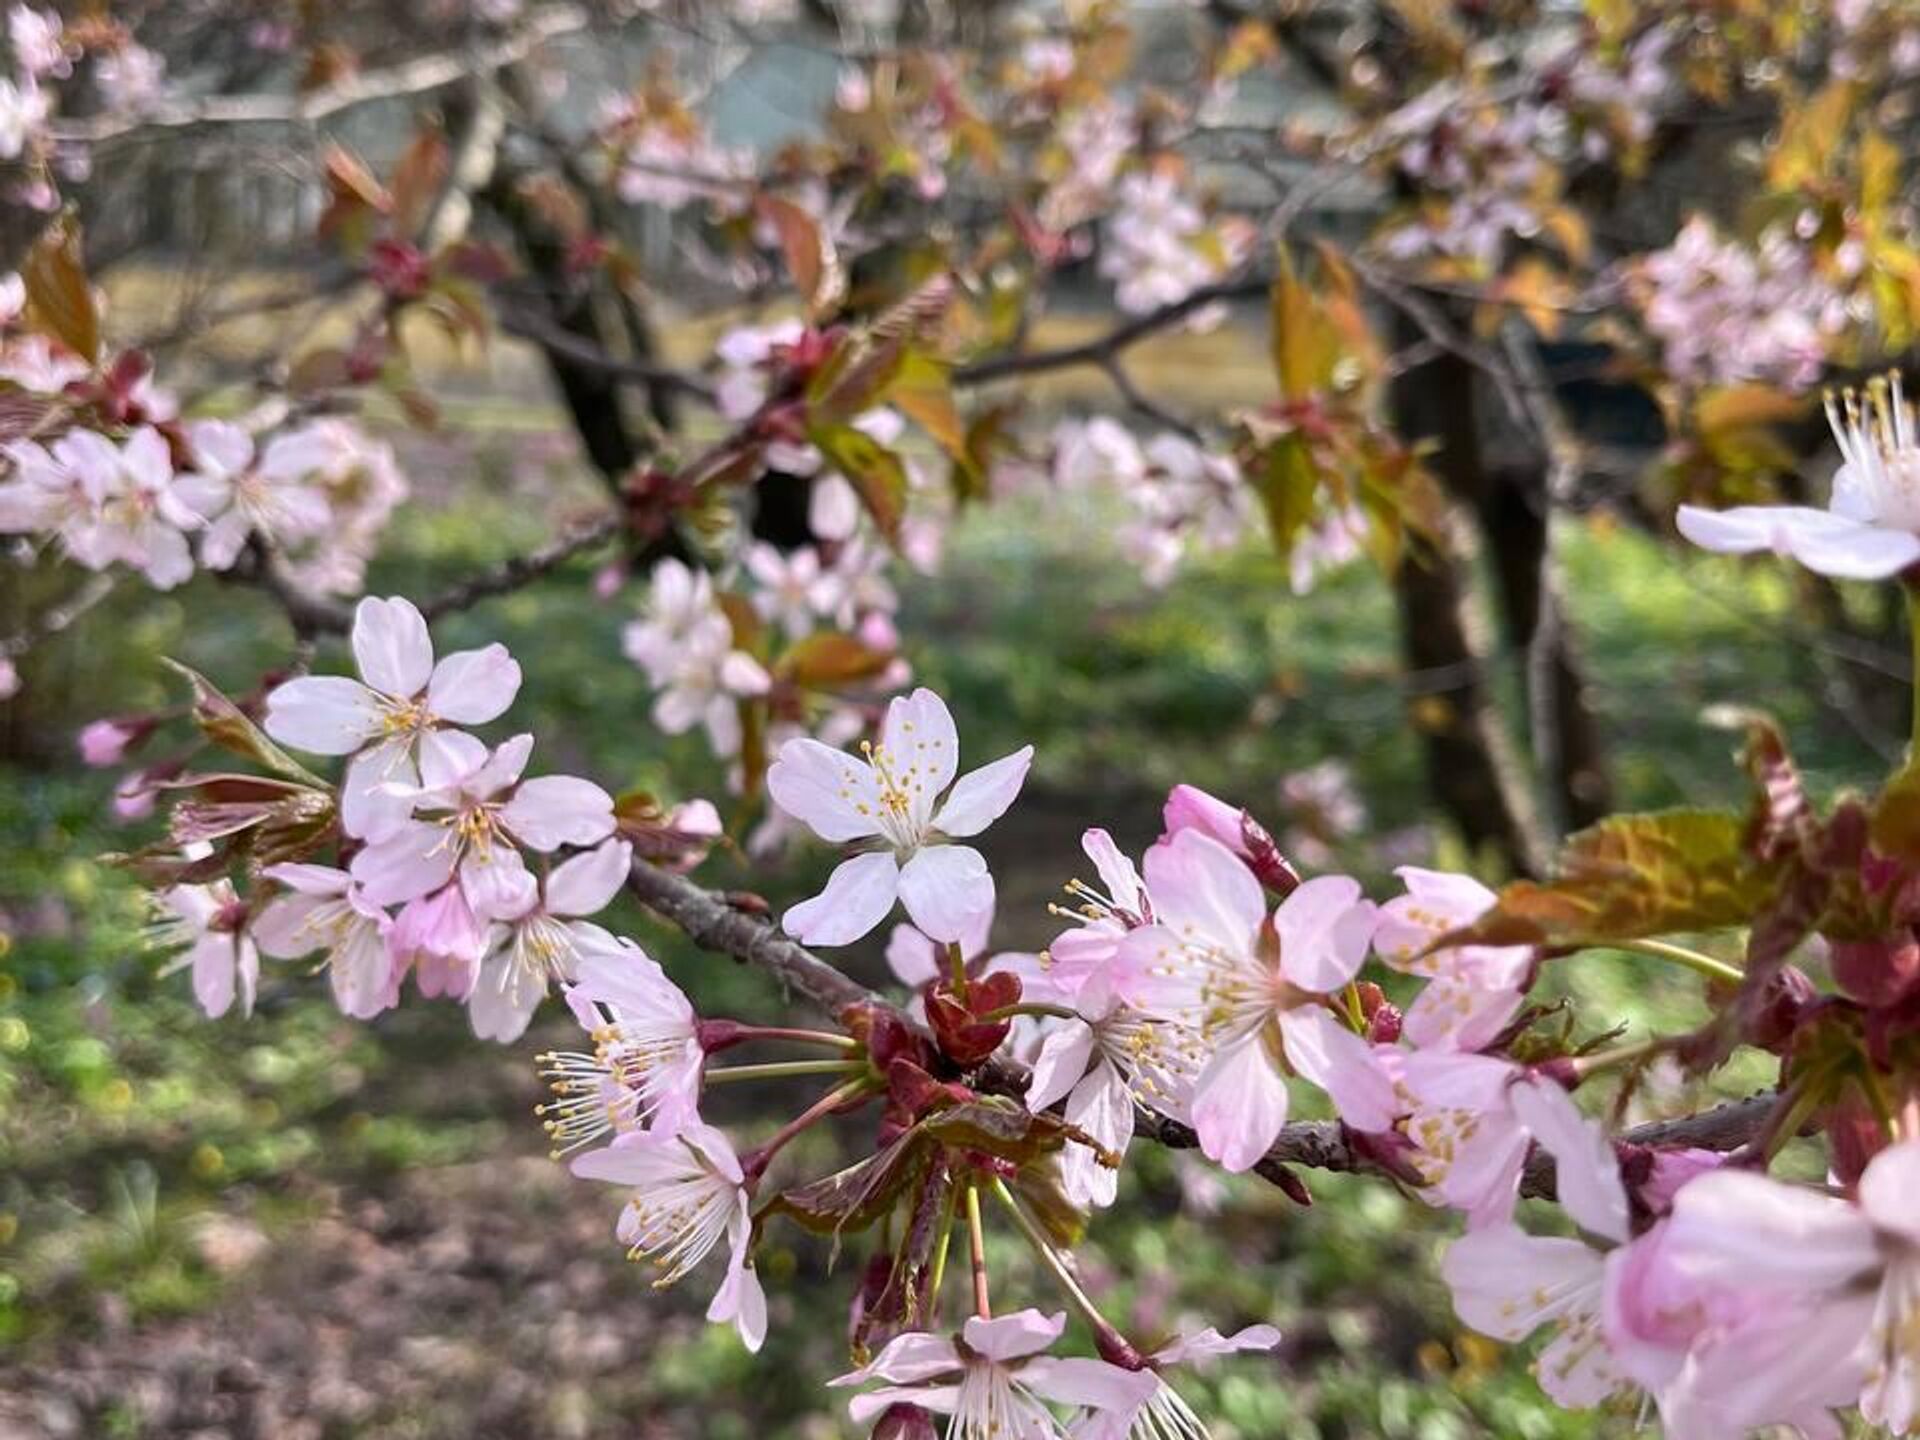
xmin=541 ymin=934 xmax=705 ymax=1149
xmin=388 ymin=882 xmax=486 ymax=1000
xmin=468 ymin=838 xmax=632 ymax=1042
xmin=744 ymin=541 xmax=843 ymax=639
xmin=1440 ymin=1085 xmax=1630 ymax=1408
xmin=1372 ymin=867 xmax=1532 ymax=1052
xmin=252 ymin=862 xmax=397 ymax=1019
xmin=768 ymin=687 xmax=1032 ymax=946
xmin=623 ymin=558 xmax=771 ymax=758
xmin=349 ymin=732 xmax=615 ymax=922
xmin=829 ymin=1309 xmax=1157 ymax=1439
xmin=571 ymin=1121 xmax=766 ymax=1351
xmin=184 ymin=418 xmax=330 ymax=572
xmin=1677 ymin=375 xmax=1920 ymax=581
xmin=153 ymin=879 xmax=259 ymax=1019
xmin=1664 ymin=1137 xmax=1920 ymax=1433
xmin=264 ymin=595 xmax=522 ymax=840
xmin=1118 ymin=830 xmax=1389 ymax=1171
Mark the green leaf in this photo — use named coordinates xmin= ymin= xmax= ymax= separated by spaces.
xmin=887 ymin=349 xmax=967 ymax=461
xmin=808 ymin=421 xmax=908 ymax=542
xmin=1872 ymin=760 xmax=1920 ymax=864
xmin=1250 ymin=433 xmax=1320 ymax=560
xmin=1437 ymin=809 xmax=1782 ymax=950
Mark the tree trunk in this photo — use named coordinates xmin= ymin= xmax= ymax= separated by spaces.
xmin=1387 ymin=342 xmax=1549 ymax=877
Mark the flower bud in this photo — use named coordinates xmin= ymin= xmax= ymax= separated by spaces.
xmin=870 ymin=1403 xmax=938 ymax=1440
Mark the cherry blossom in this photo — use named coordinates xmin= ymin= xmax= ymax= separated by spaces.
xmin=152 ymin=879 xmax=259 ymax=1019
xmin=252 ymin=420 xmax=408 ymax=595
xmin=1371 ymin=867 xmax=1532 ymax=1052
xmin=1664 ymin=1137 xmax=1920 ymax=1433
xmin=769 ymin=687 xmax=1032 ymax=946
xmin=1678 ymin=375 xmax=1920 ymax=581
xmin=184 ymin=418 xmax=330 ymax=571
xmin=388 ymin=882 xmax=487 ymax=999
xmin=263 ymin=595 xmax=522 ymax=840
xmin=571 ymin=1121 xmax=767 ymax=1351
xmin=623 ymin=557 xmax=770 ymax=758
xmin=252 ymin=863 xmax=397 ymax=1020
xmin=1117 ymin=830 xmax=1389 ymax=1170
xmin=744 ymin=540 xmax=842 ymax=639
xmin=468 ymin=838 xmax=633 ymax=1042
xmin=348 ymin=732 xmax=615 ymax=921
xmin=829 ymin=1309 xmax=1157 ymax=1439
xmin=540 ymin=938 xmax=705 ymax=1151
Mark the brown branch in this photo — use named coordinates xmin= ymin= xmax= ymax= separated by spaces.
xmin=52 ymin=6 xmax=591 ymax=146
xmin=242 ymin=510 xmax=623 ymax=639
xmin=495 ymin=302 xmax=719 ymax=405
xmin=622 ymin=856 xmax=1780 ymax=1199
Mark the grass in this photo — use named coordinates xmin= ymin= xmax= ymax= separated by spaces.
xmin=0 ymin=398 xmax=1889 ymax=1435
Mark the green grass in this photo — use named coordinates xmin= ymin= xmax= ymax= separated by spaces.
xmin=0 ymin=428 xmax=1889 ymax=1435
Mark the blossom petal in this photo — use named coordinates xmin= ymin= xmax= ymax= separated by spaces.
xmin=880 ymin=688 xmax=960 ymax=817
xmin=1677 ymin=504 xmax=1920 ymax=580
xmin=1442 ymin=1224 xmax=1603 ymax=1342
xmin=782 ymin=851 xmax=900 ymax=947
xmin=1665 ymin=1168 xmax=1879 ymax=1291
xmin=341 ymin=738 xmax=420 ymax=842
xmin=545 ymin=839 xmax=633 ymax=918
xmin=765 ymin=737 xmax=885 ymax=843
xmin=1859 ymin=1138 xmax=1920 ymax=1247
xmin=933 ymin=746 xmax=1033 ymax=838
xmin=427 ymin=643 xmax=522 ymax=724
xmin=466 ymin=961 xmax=544 ymax=1043
xmin=502 ymin=775 xmax=616 ymax=851
xmin=1189 ymin=1032 xmax=1288 ymax=1173
xmin=351 ymin=822 xmax=457 ymax=905
xmin=961 ymin=1308 xmax=1066 ymax=1363
xmin=352 ymin=595 xmax=434 ymax=697
xmin=1274 ymin=876 xmax=1372 ymax=993
xmin=416 ymin=728 xmax=488 ymax=792
xmin=832 ymin=1330 xmax=964 ymax=1388
xmin=1020 ymin=1356 xmax=1159 ymax=1414
xmin=1028 ymin=1018 xmax=1099 ymax=1113
xmin=1279 ymin=1006 xmax=1398 ymax=1133
xmin=460 ymin=845 xmax=539 ymax=923
xmin=262 ymin=676 xmax=383 ymax=754
xmin=1508 ymin=1078 xmax=1629 ymax=1244
xmin=896 ymin=844 xmax=993 ymax=944
xmin=1141 ymin=828 xmax=1265 ymax=955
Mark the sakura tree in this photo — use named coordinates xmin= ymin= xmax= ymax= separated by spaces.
xmin=7 ymin=1 xmax=1920 ymax=1435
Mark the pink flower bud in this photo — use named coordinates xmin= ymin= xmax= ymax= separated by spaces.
xmin=78 ymin=715 xmax=154 ymax=768
xmin=1160 ymin=783 xmax=1301 ymax=893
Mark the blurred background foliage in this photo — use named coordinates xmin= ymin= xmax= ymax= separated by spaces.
xmin=0 ymin=392 xmax=1875 ymax=1437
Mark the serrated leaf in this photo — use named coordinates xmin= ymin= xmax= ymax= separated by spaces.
xmin=163 ymin=660 xmax=326 ymax=786
xmin=1436 ymin=809 xmax=1781 ymax=950
xmin=809 ymin=422 xmax=907 ymax=541
xmin=1872 ymin=760 xmax=1920 ymax=864
xmin=22 ymin=214 xmax=99 ymax=365
xmin=761 ymin=1132 xmax=929 ymax=1238
xmin=1251 ymin=433 xmax=1319 ymax=560
xmin=887 ymin=349 xmax=966 ymax=461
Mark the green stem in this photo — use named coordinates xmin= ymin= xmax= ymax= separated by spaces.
xmin=705 ymin=1058 xmax=868 ymax=1085
xmin=989 ymin=1180 xmax=1132 ymax=1353
xmin=1571 ymin=1034 xmax=1668 ymax=1080
xmin=948 ymin=940 xmax=970 ymax=998
xmin=740 ymin=1078 xmax=872 ymax=1183
xmin=1610 ymin=938 xmax=1744 ymax=986
xmin=925 ymin=1184 xmax=957 ymax=1325
xmin=734 ymin=1026 xmax=861 ymax=1051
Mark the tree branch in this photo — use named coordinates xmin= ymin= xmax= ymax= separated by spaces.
xmin=622 ymin=855 xmax=1780 ymax=1200
xmin=53 ymin=6 xmax=592 ymax=146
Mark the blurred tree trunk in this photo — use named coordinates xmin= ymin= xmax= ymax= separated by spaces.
xmin=1387 ymin=340 xmax=1549 ymax=877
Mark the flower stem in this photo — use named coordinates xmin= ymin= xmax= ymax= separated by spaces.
xmin=1571 ymin=1034 xmax=1668 ymax=1080
xmin=740 ymin=1077 xmax=872 ymax=1183
xmin=738 ymin=1026 xmax=862 ymax=1051
xmin=705 ymin=1058 xmax=869 ymax=1085
xmin=1609 ymin=938 xmax=1744 ymax=986
xmin=989 ymin=1179 xmax=1141 ymax=1364
xmin=948 ymin=941 xmax=970 ymax=998
xmin=965 ymin=1181 xmax=991 ymax=1319
xmin=925 ymin=1183 xmax=958 ymax=1324
xmin=979 ymin=1001 xmax=1080 ymax=1023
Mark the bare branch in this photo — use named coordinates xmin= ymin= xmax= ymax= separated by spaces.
xmin=52 ymin=6 xmax=592 ymax=146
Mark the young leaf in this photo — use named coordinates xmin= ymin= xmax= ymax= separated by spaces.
xmin=22 ymin=214 xmax=99 ymax=365
xmin=809 ymin=422 xmax=908 ymax=542
xmin=162 ymin=660 xmax=326 ymax=787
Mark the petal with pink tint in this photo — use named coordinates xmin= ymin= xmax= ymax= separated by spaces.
xmin=766 ymin=737 xmax=884 ymax=843
xmin=1020 ymin=1356 xmax=1159 ymax=1413
xmin=342 ymin=738 xmax=420 ymax=842
xmin=932 ymin=746 xmax=1032 ymax=837
xmin=896 ymin=844 xmax=992 ymax=943
xmin=1858 ymin=1138 xmax=1920 ymax=1247
xmin=880 ymin=688 xmax=960 ymax=809
xmin=263 ymin=676 xmax=382 ymax=754
xmin=783 ymin=851 xmax=900 ymax=946
xmin=1190 ymin=1032 xmax=1289 ymax=1172
xmin=1665 ymin=1168 xmax=1878 ymax=1291
xmin=352 ymin=595 xmax=434 ymax=697
xmin=831 ymin=1330 xmax=964 ymax=1389
xmin=503 ymin=774 xmax=615 ymax=851
xmin=546 ymin=838 xmax=633 ymax=917
xmin=416 ymin=728 xmax=487 ymax=792
xmin=351 ymin=822 xmax=457 ymax=905
xmin=1508 ymin=1078 xmax=1629 ymax=1243
xmin=1027 ymin=1019 xmax=1098 ymax=1113
xmin=1142 ymin=829 xmax=1264 ymax=955
xmin=427 ymin=643 xmax=521 ymax=724
xmin=960 ymin=1308 xmax=1066 ymax=1363
xmin=1280 ymin=1005 xmax=1397 ymax=1133
xmin=1274 ymin=876 xmax=1371 ymax=992
xmin=460 ymin=844 xmax=539 ymax=922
